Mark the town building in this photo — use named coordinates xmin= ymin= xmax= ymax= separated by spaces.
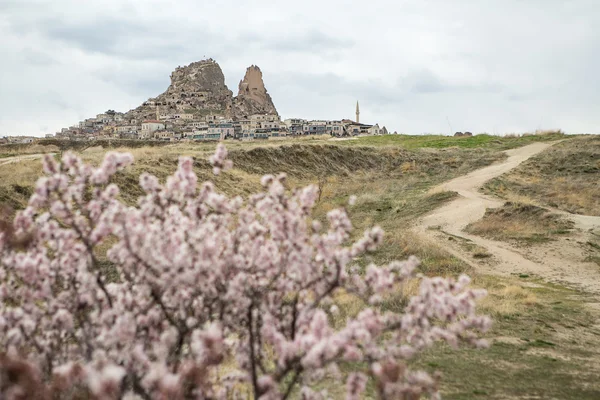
xmin=283 ymin=118 xmax=306 ymax=135
xmin=326 ymin=120 xmax=345 ymax=136
xmin=117 ymin=125 xmax=140 ymax=134
xmin=50 ymin=100 xmax=389 ymax=143
xmin=303 ymin=120 xmax=328 ymax=135
xmin=140 ymin=120 xmax=166 ymax=138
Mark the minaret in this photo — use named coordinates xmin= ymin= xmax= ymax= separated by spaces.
xmin=355 ymin=101 xmax=360 ymax=124
xmin=155 ymin=105 xmax=160 ymax=120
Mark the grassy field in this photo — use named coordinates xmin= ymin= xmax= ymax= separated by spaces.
xmin=465 ymin=202 xmax=575 ymax=245
xmin=0 ymin=141 xmax=506 ymax=211
xmin=418 ymin=278 xmax=600 ymax=399
xmin=1 ymin=134 xmax=599 ymax=398
xmin=0 ymin=130 xmax=569 ymax=155
xmin=483 ymin=135 xmax=600 ymax=216
xmin=334 ymin=131 xmax=568 ymax=150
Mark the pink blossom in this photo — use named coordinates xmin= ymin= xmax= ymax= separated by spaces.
xmin=0 ymin=146 xmax=490 ymax=399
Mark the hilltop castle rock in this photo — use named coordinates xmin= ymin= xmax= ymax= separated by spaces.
xmin=54 ymin=58 xmax=386 ymax=141
xmin=124 ymin=59 xmax=277 ymax=121
xmin=232 ymin=65 xmax=278 ymax=119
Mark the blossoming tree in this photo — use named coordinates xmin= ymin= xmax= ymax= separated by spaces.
xmin=0 ymin=145 xmax=490 ymax=399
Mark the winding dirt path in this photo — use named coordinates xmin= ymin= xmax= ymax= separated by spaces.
xmin=0 ymin=153 xmax=50 ymax=166
xmin=415 ymin=142 xmax=600 ymax=294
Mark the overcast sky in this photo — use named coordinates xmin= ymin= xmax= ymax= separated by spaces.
xmin=1 ymin=0 xmax=599 ymax=136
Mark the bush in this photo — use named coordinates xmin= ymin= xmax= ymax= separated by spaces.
xmin=0 ymin=145 xmax=490 ymax=399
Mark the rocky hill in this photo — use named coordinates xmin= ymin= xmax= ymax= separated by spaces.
xmin=232 ymin=65 xmax=278 ymax=119
xmin=124 ymin=59 xmax=277 ymax=122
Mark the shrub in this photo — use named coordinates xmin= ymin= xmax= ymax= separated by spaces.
xmin=0 ymin=145 xmax=490 ymax=399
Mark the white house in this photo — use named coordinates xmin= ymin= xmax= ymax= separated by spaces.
xmin=117 ymin=125 xmax=140 ymax=134
xmin=140 ymin=120 xmax=165 ymax=138
xmin=368 ymin=123 xmax=382 ymax=135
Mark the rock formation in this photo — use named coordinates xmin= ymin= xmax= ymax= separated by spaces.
xmin=122 ymin=60 xmax=278 ymax=122
xmin=231 ymin=65 xmax=278 ymax=119
xmin=166 ymin=59 xmax=233 ymax=111
xmin=124 ymin=59 xmax=234 ymax=121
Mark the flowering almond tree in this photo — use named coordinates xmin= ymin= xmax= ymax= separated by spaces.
xmin=0 ymin=145 xmax=490 ymax=399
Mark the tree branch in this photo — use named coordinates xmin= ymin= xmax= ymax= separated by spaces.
xmin=247 ymin=303 xmax=260 ymax=399
xmin=281 ymin=366 xmax=303 ymax=400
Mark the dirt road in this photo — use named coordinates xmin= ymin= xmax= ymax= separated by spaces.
xmin=0 ymin=153 xmax=50 ymax=166
xmin=415 ymin=142 xmax=600 ymax=294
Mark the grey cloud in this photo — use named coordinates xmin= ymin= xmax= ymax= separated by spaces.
xmin=507 ymin=93 xmax=529 ymax=102
xmin=249 ymin=30 xmax=354 ymax=53
xmin=98 ymin=69 xmax=171 ymax=98
xmin=402 ymin=70 xmax=446 ymax=94
xmin=7 ymin=11 xmax=234 ymax=62
xmin=270 ymin=68 xmax=502 ymax=111
xmin=0 ymin=0 xmax=34 ymax=12
xmin=2 ymin=0 xmax=600 ymax=135
xmin=21 ymin=49 xmax=58 ymax=66
xmin=396 ymin=69 xmax=504 ymax=95
xmin=12 ymin=12 xmax=344 ymax=65
xmin=269 ymin=72 xmax=393 ymax=104
xmin=29 ymin=17 xmax=153 ymax=56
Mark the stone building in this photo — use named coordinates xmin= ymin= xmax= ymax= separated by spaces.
xmin=140 ymin=120 xmax=165 ymax=138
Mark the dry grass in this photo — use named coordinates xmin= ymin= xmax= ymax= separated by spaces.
xmin=465 ymin=202 xmax=574 ymax=245
xmin=477 ymin=281 xmax=539 ymax=316
xmin=484 ymin=136 xmax=600 ymax=216
xmin=3 ymin=137 xmax=600 ymax=398
xmin=0 ymin=144 xmax=58 ymax=158
xmin=0 ymin=141 xmax=504 ymax=216
xmin=531 ymin=129 xmax=565 ymax=136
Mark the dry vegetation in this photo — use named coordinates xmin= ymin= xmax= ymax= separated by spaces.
xmin=585 ymin=229 xmax=600 ymax=267
xmin=484 ymin=135 xmax=600 ymax=216
xmin=465 ymin=202 xmax=574 ymax=245
xmin=1 ymin=135 xmax=600 ymax=398
xmin=0 ymin=144 xmax=60 ymax=159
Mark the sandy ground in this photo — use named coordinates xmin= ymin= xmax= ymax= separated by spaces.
xmin=415 ymin=142 xmax=600 ymax=295
xmin=0 ymin=153 xmax=50 ymax=166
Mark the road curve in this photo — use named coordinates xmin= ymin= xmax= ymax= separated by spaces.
xmin=415 ymin=142 xmax=600 ymax=294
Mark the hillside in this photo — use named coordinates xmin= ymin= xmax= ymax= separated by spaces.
xmin=483 ymin=135 xmax=600 ymax=215
xmin=1 ymin=134 xmax=600 ymax=398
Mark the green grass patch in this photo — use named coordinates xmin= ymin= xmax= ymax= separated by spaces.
xmin=337 ymin=132 xmax=567 ymax=150
xmin=414 ymin=278 xmax=600 ymax=399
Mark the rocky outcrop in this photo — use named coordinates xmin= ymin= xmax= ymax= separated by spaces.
xmin=232 ymin=65 xmax=278 ymax=119
xmin=122 ymin=60 xmax=278 ymax=123
xmin=165 ymin=59 xmax=233 ymax=111
xmin=124 ymin=59 xmax=234 ymax=121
